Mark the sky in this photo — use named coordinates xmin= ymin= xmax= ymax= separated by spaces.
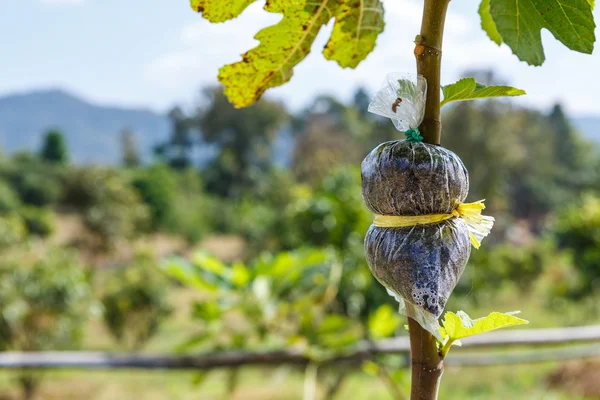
xmin=2 ymin=0 xmax=600 ymax=116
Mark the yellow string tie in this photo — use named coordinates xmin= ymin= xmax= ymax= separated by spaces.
xmin=373 ymin=200 xmax=495 ymax=249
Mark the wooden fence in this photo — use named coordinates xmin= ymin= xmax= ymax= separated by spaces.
xmin=0 ymin=325 xmax=599 ymax=371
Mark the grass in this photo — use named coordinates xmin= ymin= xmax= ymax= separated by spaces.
xmin=0 ymin=363 xmax=591 ymax=400
xmin=0 ymin=287 xmax=597 ymax=399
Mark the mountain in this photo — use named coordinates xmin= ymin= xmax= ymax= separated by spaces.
xmin=0 ymin=89 xmax=169 ymax=164
xmin=574 ymin=116 xmax=600 ymax=145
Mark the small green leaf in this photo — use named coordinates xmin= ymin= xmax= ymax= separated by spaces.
xmin=440 ymin=311 xmax=528 ymax=357
xmin=368 ymin=304 xmax=401 ymax=339
xmin=323 ymin=0 xmax=385 ymax=68
xmin=441 ymin=78 xmax=525 ymax=107
xmin=190 ymin=0 xmax=255 ymax=22
xmin=443 ymin=310 xmax=528 ymax=342
xmin=479 ymin=0 xmax=502 ymax=45
xmin=489 ymin=0 xmax=596 ymax=66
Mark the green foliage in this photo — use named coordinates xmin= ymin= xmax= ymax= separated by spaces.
xmin=458 ymin=240 xmax=557 ymax=296
xmin=443 ymin=96 xmax=597 ymax=227
xmin=163 ymin=248 xmax=373 ymax=357
xmin=0 ymin=246 xmax=96 ymax=399
xmin=64 ymin=167 xmax=150 ymax=246
xmin=441 ymin=78 xmax=525 ymax=107
xmin=194 ymin=0 xmax=384 ymax=107
xmin=0 ymin=179 xmax=21 ymax=213
xmin=1 ymin=153 xmax=64 ymax=207
xmin=0 ymin=214 xmax=27 ymax=249
xmin=155 ymin=107 xmax=194 ymax=170
xmin=40 ymin=130 xmax=69 ymax=164
xmin=0 ymin=247 xmax=95 ymax=351
xmin=287 ymin=168 xmax=371 ymax=249
xmin=198 ymin=88 xmax=288 ymax=196
xmin=101 ymin=252 xmax=172 ymax=350
xmin=368 ymin=304 xmax=401 ymax=340
xmin=160 ymin=169 xmax=216 ymax=242
xmin=18 ymin=206 xmax=55 ymax=237
xmin=440 ymin=311 xmax=528 ymax=356
xmin=132 ymin=164 xmax=177 ymax=229
xmin=487 ymin=0 xmax=596 ymax=65
xmin=554 ymin=194 xmax=600 ymax=296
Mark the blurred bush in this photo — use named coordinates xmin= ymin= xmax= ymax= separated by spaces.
xmin=0 ymin=214 xmax=27 ymax=249
xmin=161 ymin=248 xmax=377 ymax=355
xmin=554 ymin=193 xmax=600 ymax=296
xmin=18 ymin=206 xmax=55 ymax=237
xmin=0 ymin=246 xmax=96 ymax=399
xmin=64 ymin=167 xmax=150 ymax=247
xmin=101 ymin=252 xmax=172 ymax=350
xmin=0 ymin=153 xmax=64 ymax=207
xmin=132 ymin=164 xmax=177 ymax=229
xmin=151 ymin=168 xmax=218 ymax=243
xmin=0 ymin=179 xmax=21 ymax=213
xmin=285 ymin=167 xmax=390 ymax=317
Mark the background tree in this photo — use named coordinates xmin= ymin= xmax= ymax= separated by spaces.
xmin=40 ymin=130 xmax=69 ymax=165
xmin=193 ymin=87 xmax=288 ymax=196
xmin=155 ymin=107 xmax=194 ymax=170
xmin=120 ymin=128 xmax=141 ymax=168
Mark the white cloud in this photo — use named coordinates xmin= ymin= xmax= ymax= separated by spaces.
xmin=40 ymin=0 xmax=85 ymax=5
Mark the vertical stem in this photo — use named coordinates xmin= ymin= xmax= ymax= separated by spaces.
xmin=415 ymin=0 xmax=451 ymax=145
xmin=409 ymin=0 xmax=451 ymax=398
xmin=408 ymin=317 xmax=443 ymax=400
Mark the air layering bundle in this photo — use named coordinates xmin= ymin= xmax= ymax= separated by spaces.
xmin=362 ymin=73 xmax=494 ymax=339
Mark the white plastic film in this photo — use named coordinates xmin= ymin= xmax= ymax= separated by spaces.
xmin=368 ymin=73 xmax=427 ymax=132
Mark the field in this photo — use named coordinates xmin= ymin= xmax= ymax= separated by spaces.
xmin=0 ymin=285 xmax=596 ymax=400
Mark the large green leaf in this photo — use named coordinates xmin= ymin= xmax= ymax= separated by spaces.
xmin=190 ymin=0 xmax=255 ymax=23
xmin=322 ymin=0 xmax=385 ymax=68
xmin=206 ymin=0 xmax=383 ymax=107
xmin=479 ymin=0 xmax=502 ymax=45
xmin=441 ymin=77 xmax=525 ymax=107
xmin=489 ymin=0 xmax=596 ymax=66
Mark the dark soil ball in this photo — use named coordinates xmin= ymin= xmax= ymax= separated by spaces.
xmin=361 ymin=140 xmax=469 ymax=216
xmin=365 ymin=219 xmax=470 ymax=317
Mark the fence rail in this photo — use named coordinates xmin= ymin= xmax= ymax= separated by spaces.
xmin=1 ymin=325 xmax=599 ymax=370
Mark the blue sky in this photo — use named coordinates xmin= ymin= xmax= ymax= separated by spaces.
xmin=3 ymin=0 xmax=600 ymax=116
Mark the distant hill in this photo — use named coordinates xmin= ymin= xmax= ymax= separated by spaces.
xmin=0 ymin=89 xmax=598 ymax=165
xmin=0 ymin=89 xmax=169 ymax=164
xmin=573 ymin=116 xmax=600 ymax=145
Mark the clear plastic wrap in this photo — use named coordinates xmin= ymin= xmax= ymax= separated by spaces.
xmin=368 ymin=73 xmax=427 ymax=132
xmin=361 ymin=141 xmax=469 ymax=216
xmin=362 ymin=73 xmax=494 ymax=339
xmin=362 ymin=140 xmax=471 ymax=339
